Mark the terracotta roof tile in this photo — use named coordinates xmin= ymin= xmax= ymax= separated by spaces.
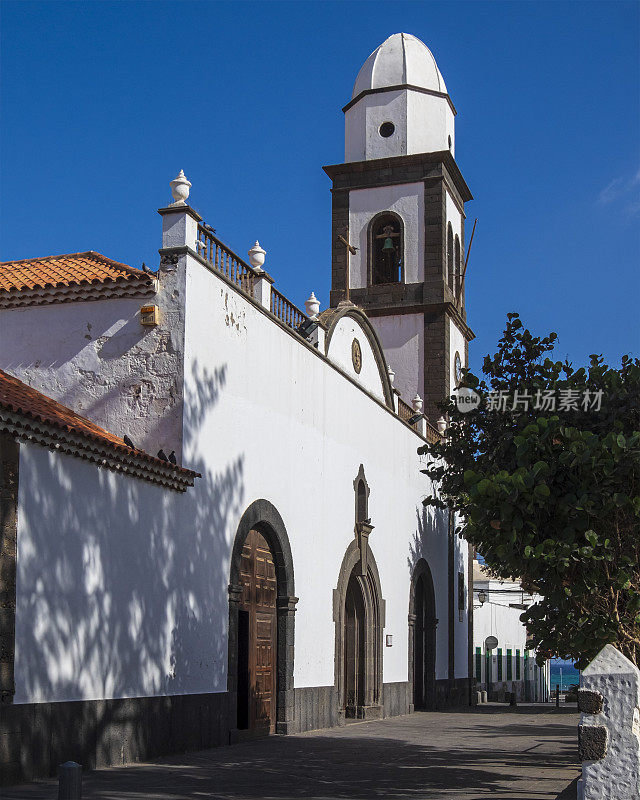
xmin=0 ymin=368 xmax=197 ymax=481
xmin=0 ymin=251 xmax=153 ymax=293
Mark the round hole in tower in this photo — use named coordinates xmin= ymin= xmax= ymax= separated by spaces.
xmin=379 ymin=122 xmax=395 ymax=138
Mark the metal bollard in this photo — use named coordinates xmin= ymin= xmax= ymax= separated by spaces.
xmin=555 ymin=685 xmax=560 ymax=708
xmin=481 ymin=690 xmax=487 ymax=704
xmin=58 ymin=761 xmax=82 ymax=799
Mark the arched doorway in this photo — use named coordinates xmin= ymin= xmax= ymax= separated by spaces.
xmin=334 ymin=540 xmax=384 ymax=722
xmin=228 ymin=500 xmax=297 ymax=736
xmin=409 ymin=559 xmax=437 ymax=710
xmin=344 ymin=570 xmax=365 ymax=715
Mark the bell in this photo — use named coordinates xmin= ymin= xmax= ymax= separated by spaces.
xmin=382 ymin=237 xmax=395 ymax=251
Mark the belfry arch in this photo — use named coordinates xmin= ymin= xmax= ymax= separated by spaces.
xmin=228 ymin=500 xmax=297 ymax=735
xmin=408 ymin=558 xmax=438 ymax=710
xmin=333 ymin=538 xmax=385 ymax=721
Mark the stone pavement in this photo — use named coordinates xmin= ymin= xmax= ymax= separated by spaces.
xmin=5 ymin=704 xmax=580 ymax=800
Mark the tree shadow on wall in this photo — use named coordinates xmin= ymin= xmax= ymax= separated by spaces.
xmin=15 ymin=359 xmax=243 ymax=773
xmin=407 ymin=503 xmax=448 ymax=578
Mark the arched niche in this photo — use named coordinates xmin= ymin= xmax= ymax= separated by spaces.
xmin=367 ymin=210 xmax=405 ymax=286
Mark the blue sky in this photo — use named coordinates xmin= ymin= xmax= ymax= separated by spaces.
xmin=2 ymin=1 xmax=638 ymax=373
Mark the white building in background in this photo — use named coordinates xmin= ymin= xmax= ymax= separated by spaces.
xmin=473 ymin=560 xmax=551 ymax=702
xmin=0 ymin=33 xmax=477 ymax=785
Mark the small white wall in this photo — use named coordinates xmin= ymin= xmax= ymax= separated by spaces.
xmin=407 ymin=92 xmax=454 ymax=156
xmin=349 ymin=183 xmax=424 ymax=288
xmin=370 ymin=313 xmax=423 ymax=406
xmin=325 ymin=315 xmax=386 ymax=403
xmin=0 ymin=265 xmax=186 ymax=457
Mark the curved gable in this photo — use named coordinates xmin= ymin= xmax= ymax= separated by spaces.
xmin=321 ymin=305 xmax=393 ymax=407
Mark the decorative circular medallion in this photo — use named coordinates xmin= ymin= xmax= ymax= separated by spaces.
xmin=454 ymin=351 xmax=462 ymax=386
xmin=352 ymin=338 xmax=362 ymax=374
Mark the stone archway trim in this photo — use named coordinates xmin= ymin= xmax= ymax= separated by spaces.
xmin=333 ymin=539 xmax=385 ymax=723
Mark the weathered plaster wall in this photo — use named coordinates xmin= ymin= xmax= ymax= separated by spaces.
xmin=349 ymin=183 xmax=424 ymax=288
xmin=578 ymin=645 xmax=640 ymax=800
xmin=0 ymin=263 xmax=186 ymax=459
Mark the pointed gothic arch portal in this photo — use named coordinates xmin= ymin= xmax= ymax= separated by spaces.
xmin=409 ymin=559 xmax=438 ymax=710
xmin=334 ymin=539 xmax=385 ymax=721
xmin=228 ymin=500 xmax=297 ymax=736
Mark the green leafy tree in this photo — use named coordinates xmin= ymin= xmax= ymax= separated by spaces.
xmin=420 ymin=314 xmax=640 ymax=668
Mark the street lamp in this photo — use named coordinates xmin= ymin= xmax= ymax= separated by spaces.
xmin=478 ymin=590 xmax=487 ymax=605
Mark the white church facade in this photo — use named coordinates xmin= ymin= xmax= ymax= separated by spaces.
xmin=0 ymin=33 xmax=475 ymax=784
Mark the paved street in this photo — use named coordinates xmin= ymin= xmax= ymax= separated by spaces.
xmin=5 ymin=705 xmax=580 ymax=800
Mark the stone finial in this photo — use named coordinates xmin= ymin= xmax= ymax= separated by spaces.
xmin=305 ymin=292 xmax=320 ymax=319
xmin=387 ymin=365 xmax=395 ymax=385
xmin=437 ymin=416 xmax=447 ymax=434
xmin=169 ymin=170 xmax=191 ymax=205
xmin=412 ymin=394 xmax=423 ymax=413
xmin=248 ymin=241 xmax=266 ymax=271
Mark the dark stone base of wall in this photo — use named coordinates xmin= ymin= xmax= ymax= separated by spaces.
xmin=382 ymin=681 xmax=412 ymax=718
xmin=0 ymin=692 xmax=231 ymax=786
xmin=435 ymin=678 xmax=472 ymax=709
xmin=3 ymin=679 xmax=472 ymax=786
xmin=292 ymin=686 xmax=340 ymax=733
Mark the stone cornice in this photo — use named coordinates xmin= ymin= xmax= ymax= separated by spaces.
xmin=323 ymin=151 xmax=472 ymax=203
xmin=342 ymin=83 xmax=457 ymax=116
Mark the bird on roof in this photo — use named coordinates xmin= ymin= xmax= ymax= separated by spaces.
xmin=123 ymin=435 xmax=136 ymax=449
xmin=168 ymin=451 xmax=177 ymax=465
xmin=157 ymin=449 xmax=169 ymax=462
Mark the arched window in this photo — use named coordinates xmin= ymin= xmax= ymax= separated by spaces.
xmin=447 ymin=224 xmax=454 ymax=292
xmin=356 ymin=481 xmax=367 ymax=523
xmin=454 ymin=235 xmax=461 ymax=297
xmin=369 ymin=213 xmax=403 ymax=285
xmin=353 ymin=464 xmax=370 ymax=523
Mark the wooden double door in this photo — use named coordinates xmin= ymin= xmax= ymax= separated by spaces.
xmin=237 ymin=529 xmax=277 ymax=733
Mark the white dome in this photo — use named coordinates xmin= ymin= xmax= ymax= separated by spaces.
xmin=352 ymin=33 xmax=448 ymax=99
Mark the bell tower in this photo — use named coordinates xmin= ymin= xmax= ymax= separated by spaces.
xmin=324 ymin=33 xmax=474 ymax=422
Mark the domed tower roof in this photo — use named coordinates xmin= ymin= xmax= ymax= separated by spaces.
xmin=352 ymin=32 xmax=448 ymax=100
